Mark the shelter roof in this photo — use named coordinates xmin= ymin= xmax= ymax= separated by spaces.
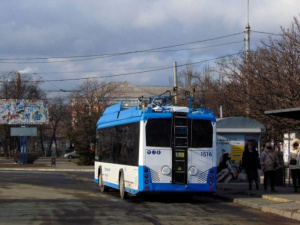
xmin=264 ymin=107 xmax=300 ymax=120
xmin=216 ymin=117 xmax=266 ymax=133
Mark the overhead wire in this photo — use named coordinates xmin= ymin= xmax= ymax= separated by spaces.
xmin=41 ymin=52 xmax=243 ymax=83
xmin=0 ymin=32 xmax=246 ymax=92
xmin=251 ymin=30 xmax=281 ymax=36
xmin=0 ymin=39 xmax=244 ymax=75
xmin=0 ymin=29 xmax=283 ymax=94
xmin=1 ymin=51 xmax=243 ymax=92
xmin=0 ymin=32 xmax=244 ymax=64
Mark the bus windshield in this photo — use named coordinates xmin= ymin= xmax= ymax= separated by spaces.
xmin=146 ymin=118 xmax=213 ymax=148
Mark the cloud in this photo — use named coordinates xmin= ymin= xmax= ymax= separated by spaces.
xmin=0 ymin=0 xmax=299 ymax=94
xmin=18 ymin=67 xmax=36 ymax=74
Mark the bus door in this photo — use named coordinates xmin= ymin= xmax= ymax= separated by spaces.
xmin=172 ymin=112 xmax=188 ymax=184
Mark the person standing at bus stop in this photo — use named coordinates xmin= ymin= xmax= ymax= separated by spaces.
xmin=242 ymin=142 xmax=260 ymax=190
xmin=261 ymin=142 xmax=279 ymax=192
xmin=289 ymin=139 xmax=300 ymax=193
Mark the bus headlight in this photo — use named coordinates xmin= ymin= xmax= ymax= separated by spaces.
xmin=161 ymin=166 xmax=171 ymax=175
xmin=189 ymin=166 xmax=198 ymax=176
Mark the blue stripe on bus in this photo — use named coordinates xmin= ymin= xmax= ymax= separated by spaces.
xmin=97 ymin=117 xmax=141 ymax=129
xmin=138 ymin=166 xmax=216 ymax=192
xmin=145 ymin=183 xmax=216 ymax=192
xmin=95 ymin=166 xmax=216 ymax=194
xmin=97 ymin=102 xmax=216 ymax=129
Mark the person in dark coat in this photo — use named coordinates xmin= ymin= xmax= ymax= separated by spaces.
xmin=242 ymin=142 xmax=260 ymax=190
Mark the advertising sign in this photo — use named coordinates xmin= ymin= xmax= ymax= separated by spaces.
xmin=217 ymin=134 xmax=260 ymax=184
xmin=11 ymin=127 xmax=37 ymax=136
xmin=0 ymin=99 xmax=48 ymax=124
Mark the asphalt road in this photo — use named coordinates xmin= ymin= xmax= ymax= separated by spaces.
xmin=0 ymin=170 xmax=298 ymax=225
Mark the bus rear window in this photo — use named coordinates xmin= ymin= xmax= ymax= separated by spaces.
xmin=146 ymin=119 xmax=172 ymax=147
xmin=189 ymin=119 xmax=213 ymax=147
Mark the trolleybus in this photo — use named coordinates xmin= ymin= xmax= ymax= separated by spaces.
xmin=94 ymin=91 xmax=217 ymax=199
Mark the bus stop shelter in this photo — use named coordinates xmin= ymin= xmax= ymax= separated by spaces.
xmin=264 ymin=107 xmax=300 ymax=186
xmin=264 ymin=107 xmax=300 ymax=157
xmin=216 ymin=117 xmax=266 ymax=183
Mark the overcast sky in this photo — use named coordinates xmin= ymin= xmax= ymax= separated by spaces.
xmin=0 ymin=0 xmax=299 ymax=97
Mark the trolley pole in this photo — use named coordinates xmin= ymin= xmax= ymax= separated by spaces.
xmin=173 ymin=62 xmax=178 ymax=105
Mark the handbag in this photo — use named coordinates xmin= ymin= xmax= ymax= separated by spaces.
xmin=290 ymin=158 xmax=297 ymax=165
xmin=265 ymin=151 xmax=278 ymax=169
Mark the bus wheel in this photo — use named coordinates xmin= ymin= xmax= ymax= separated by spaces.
xmin=98 ymin=173 xmax=108 ymax=192
xmin=119 ymin=172 xmax=127 ymax=199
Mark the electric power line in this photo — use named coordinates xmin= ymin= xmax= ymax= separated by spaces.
xmin=251 ymin=30 xmax=281 ymax=36
xmin=40 ymin=52 xmax=243 ymax=83
xmin=40 ymin=52 xmax=243 ymax=92
xmin=0 ymin=32 xmax=244 ymax=64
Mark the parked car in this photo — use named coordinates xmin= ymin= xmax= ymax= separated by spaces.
xmin=64 ymin=150 xmax=79 ymax=159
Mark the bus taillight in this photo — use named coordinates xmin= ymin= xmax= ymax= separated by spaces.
xmin=210 ymin=169 xmax=215 ymax=173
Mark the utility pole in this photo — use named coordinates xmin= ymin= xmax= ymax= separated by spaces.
xmin=245 ymin=0 xmax=250 ymax=60
xmin=16 ymin=72 xmax=21 ymax=98
xmin=245 ymin=0 xmax=251 ymax=116
xmin=173 ymin=62 xmax=178 ymax=105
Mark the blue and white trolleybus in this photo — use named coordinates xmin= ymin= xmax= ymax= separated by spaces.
xmin=94 ymin=92 xmax=217 ymax=199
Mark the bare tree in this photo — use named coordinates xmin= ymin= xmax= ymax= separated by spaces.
xmin=42 ymin=96 xmax=69 ymax=157
xmin=217 ymin=16 xmax=300 ymax=140
xmin=69 ymin=79 xmax=117 ymax=165
xmin=0 ymin=72 xmax=46 ymax=99
xmin=178 ymin=62 xmax=222 ymax=112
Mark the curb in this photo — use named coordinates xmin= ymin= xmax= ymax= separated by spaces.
xmin=262 ymin=194 xmax=296 ymax=203
xmin=222 ymin=192 xmax=300 ymax=221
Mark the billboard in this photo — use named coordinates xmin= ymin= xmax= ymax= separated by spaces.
xmin=0 ymin=99 xmax=48 ymax=124
xmin=217 ymin=134 xmax=260 ymax=183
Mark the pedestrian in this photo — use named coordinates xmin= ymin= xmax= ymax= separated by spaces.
xmin=289 ymin=139 xmax=300 ymax=193
xmin=242 ymin=142 xmax=260 ymax=190
xmin=261 ymin=142 xmax=279 ymax=192
xmin=274 ymin=144 xmax=285 ymax=186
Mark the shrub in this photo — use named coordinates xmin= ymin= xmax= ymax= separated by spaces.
xmin=14 ymin=153 xmax=39 ymax=164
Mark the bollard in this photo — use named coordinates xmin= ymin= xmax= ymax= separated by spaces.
xmin=51 ymin=157 xmax=56 ymax=167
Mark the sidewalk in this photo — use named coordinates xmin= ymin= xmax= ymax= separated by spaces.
xmin=215 ymin=182 xmax=300 ymax=221
xmin=0 ymin=156 xmax=93 ymax=172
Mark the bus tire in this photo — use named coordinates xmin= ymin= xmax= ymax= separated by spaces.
xmin=119 ymin=172 xmax=127 ymax=199
xmin=98 ymin=171 xmax=108 ymax=192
